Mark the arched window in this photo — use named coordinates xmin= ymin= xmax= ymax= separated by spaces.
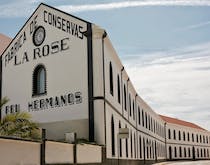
xmin=174 ymin=146 xmax=177 ymax=157
xmin=187 ymin=132 xmax=190 ymax=141
xmin=133 ymin=100 xmax=135 ymax=120
xmin=119 ymin=121 xmax=122 ymax=157
xmin=33 ymin=64 xmax=46 ymax=96
xmin=173 ymin=130 xmax=176 ymax=140
xmin=179 ymin=146 xmax=182 ymax=157
xmin=146 ymin=139 xmax=149 ymax=158
xmin=138 ymin=107 xmax=141 ymax=125
xmin=129 ymin=94 xmax=131 ymax=117
xmin=204 ymin=148 xmax=206 ymax=157
xmin=117 ymin=75 xmax=121 ymax=103
xmin=183 ymin=132 xmax=186 ymax=141
xmin=201 ymin=148 xmax=203 ymax=157
xmin=151 ymin=118 xmax=153 ymax=132
xmin=134 ymin=133 xmax=136 ymax=158
xmin=125 ymin=125 xmax=128 ymax=157
xmin=109 ymin=62 xmax=113 ymax=96
xmin=142 ymin=110 xmax=144 ymax=127
xmin=145 ymin=112 xmax=148 ymax=129
xmin=139 ymin=136 xmax=142 ymax=158
xmin=131 ymin=130 xmax=133 ymax=158
xmin=148 ymin=115 xmax=150 ymax=130
xmin=168 ymin=129 xmax=171 ymax=139
xmin=192 ymin=133 xmax=194 ymax=142
xmin=184 ymin=147 xmax=186 ymax=157
xmin=188 ymin=148 xmax=191 ymax=157
xmin=124 ymin=85 xmax=127 ymax=111
xmin=111 ymin=115 xmax=115 ymax=156
xmin=179 ymin=131 xmax=181 ymax=140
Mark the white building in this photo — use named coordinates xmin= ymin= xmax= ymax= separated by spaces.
xmin=1 ymin=3 xmax=210 ymax=164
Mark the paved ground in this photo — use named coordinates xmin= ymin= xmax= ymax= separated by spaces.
xmin=153 ymin=160 xmax=210 ymax=165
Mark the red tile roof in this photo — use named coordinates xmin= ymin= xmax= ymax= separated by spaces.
xmin=0 ymin=33 xmax=12 ymax=55
xmin=159 ymin=115 xmax=206 ymax=131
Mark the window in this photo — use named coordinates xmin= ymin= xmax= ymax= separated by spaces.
xmin=111 ymin=115 xmax=115 ymax=156
xmin=125 ymin=125 xmax=128 ymax=157
xmin=145 ymin=112 xmax=148 ymax=129
xmin=192 ymin=133 xmax=194 ymax=142
xmin=168 ymin=129 xmax=171 ymax=139
xmin=148 ymin=115 xmax=150 ymax=130
xmin=125 ymin=138 xmax=128 ymax=157
xmin=188 ymin=148 xmax=191 ymax=157
xmin=138 ymin=107 xmax=141 ymax=125
xmin=183 ymin=132 xmax=185 ymax=141
xmin=134 ymin=133 xmax=136 ymax=158
xmin=204 ymin=149 xmax=206 ymax=157
xmin=187 ymin=132 xmax=190 ymax=141
xmin=179 ymin=146 xmax=182 ymax=157
xmin=109 ymin=62 xmax=113 ymax=96
xmin=133 ymin=100 xmax=135 ymax=120
xmin=131 ymin=131 xmax=133 ymax=158
xmin=184 ymin=148 xmax=186 ymax=157
xmin=117 ymin=75 xmax=121 ymax=103
xmin=124 ymin=85 xmax=127 ymax=111
xmin=174 ymin=147 xmax=177 ymax=157
xmin=142 ymin=110 xmax=144 ymax=127
xmin=179 ymin=131 xmax=181 ymax=140
xmin=139 ymin=136 xmax=142 ymax=158
xmin=201 ymin=148 xmax=203 ymax=157
xmin=129 ymin=94 xmax=131 ymax=117
xmin=173 ymin=130 xmax=176 ymax=140
xmin=33 ymin=64 xmax=46 ymax=96
xmin=119 ymin=121 xmax=122 ymax=157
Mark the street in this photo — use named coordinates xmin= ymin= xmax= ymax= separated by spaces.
xmin=154 ymin=160 xmax=210 ymax=165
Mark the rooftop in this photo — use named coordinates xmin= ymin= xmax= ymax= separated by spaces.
xmin=0 ymin=33 xmax=11 ymax=55
xmin=159 ymin=115 xmax=205 ymax=131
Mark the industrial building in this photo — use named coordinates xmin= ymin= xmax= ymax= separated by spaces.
xmin=1 ymin=3 xmax=210 ymax=164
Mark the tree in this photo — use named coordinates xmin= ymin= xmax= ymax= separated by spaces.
xmin=0 ymin=97 xmax=41 ymax=139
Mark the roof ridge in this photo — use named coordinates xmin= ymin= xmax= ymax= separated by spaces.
xmin=159 ymin=114 xmax=206 ymax=131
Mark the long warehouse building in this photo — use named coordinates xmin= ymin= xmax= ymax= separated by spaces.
xmin=1 ymin=3 xmax=210 ymax=164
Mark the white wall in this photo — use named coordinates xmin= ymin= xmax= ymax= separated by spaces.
xmin=0 ymin=138 xmax=40 ymax=165
xmin=77 ymin=144 xmax=102 ymax=163
xmin=166 ymin=122 xmax=210 ymax=160
xmin=45 ymin=141 xmax=74 ymax=164
xmin=2 ymin=4 xmax=89 ymax=124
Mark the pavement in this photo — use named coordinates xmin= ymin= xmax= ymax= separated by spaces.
xmin=153 ymin=160 xmax=210 ymax=165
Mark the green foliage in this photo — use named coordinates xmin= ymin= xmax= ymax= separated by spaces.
xmin=0 ymin=97 xmax=41 ymax=140
xmin=0 ymin=97 xmax=9 ymax=109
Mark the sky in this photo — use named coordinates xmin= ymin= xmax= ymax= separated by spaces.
xmin=0 ymin=0 xmax=210 ymax=130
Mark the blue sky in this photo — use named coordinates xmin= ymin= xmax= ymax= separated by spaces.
xmin=0 ymin=0 xmax=210 ymax=129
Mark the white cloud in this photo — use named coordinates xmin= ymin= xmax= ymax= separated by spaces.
xmin=1 ymin=0 xmax=210 ymax=17
xmin=0 ymin=0 xmax=42 ymax=17
xmin=58 ymin=0 xmax=210 ymax=13
xmin=123 ymin=42 xmax=210 ymax=130
xmin=175 ymin=21 xmax=210 ymax=32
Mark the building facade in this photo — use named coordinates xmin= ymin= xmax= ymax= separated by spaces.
xmin=1 ymin=3 xmax=210 ymax=164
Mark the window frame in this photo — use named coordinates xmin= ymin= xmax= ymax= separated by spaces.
xmin=32 ymin=64 xmax=47 ymax=97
